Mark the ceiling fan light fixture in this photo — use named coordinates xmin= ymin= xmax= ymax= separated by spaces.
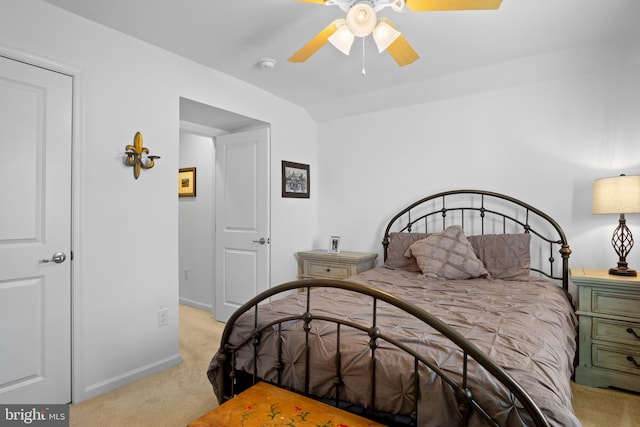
xmin=346 ymin=3 xmax=377 ymax=37
xmin=372 ymin=20 xmax=401 ymax=53
xmin=328 ymin=21 xmax=355 ymax=55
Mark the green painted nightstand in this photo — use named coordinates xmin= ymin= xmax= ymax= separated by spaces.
xmin=572 ymin=268 xmax=640 ymax=392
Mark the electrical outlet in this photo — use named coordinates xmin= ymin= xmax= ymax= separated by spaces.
xmin=157 ymin=308 xmax=169 ymax=327
xmin=184 ymin=268 xmax=190 ymax=280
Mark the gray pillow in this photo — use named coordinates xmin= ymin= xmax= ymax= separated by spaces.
xmin=467 ymin=233 xmax=531 ymax=281
xmin=406 ymin=225 xmax=489 ymax=280
xmin=384 ymin=232 xmax=429 ymax=272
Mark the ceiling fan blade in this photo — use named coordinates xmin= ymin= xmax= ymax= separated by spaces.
xmin=386 ymin=34 xmax=420 ymax=66
xmin=288 ymin=19 xmax=342 ymax=63
xmin=377 ymin=18 xmax=420 ymax=67
xmin=405 ymin=0 xmax=502 ymax=11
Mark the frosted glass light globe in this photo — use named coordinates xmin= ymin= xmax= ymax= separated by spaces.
xmin=346 ymin=3 xmax=377 ymax=37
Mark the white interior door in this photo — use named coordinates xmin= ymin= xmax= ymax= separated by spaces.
xmin=0 ymin=56 xmax=72 ymax=404
xmin=215 ymin=128 xmax=270 ymax=322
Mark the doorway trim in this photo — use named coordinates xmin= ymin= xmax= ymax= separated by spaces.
xmin=0 ymin=44 xmax=84 ymax=403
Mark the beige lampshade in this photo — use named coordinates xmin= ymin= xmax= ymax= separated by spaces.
xmin=593 ymin=175 xmax=640 ymax=214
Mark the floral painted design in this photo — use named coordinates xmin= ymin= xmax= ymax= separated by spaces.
xmin=239 ymin=403 xmax=352 ymax=427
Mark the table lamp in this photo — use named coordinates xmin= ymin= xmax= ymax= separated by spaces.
xmin=592 ymin=174 xmax=640 ymax=276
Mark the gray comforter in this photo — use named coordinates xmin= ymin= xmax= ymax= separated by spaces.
xmin=208 ymin=267 xmax=580 ymax=426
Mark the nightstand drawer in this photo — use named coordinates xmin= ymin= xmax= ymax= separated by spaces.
xmin=305 ymin=260 xmax=351 ymax=279
xmin=593 ymin=318 xmax=640 ymax=346
xmin=593 ymin=343 xmax=640 ymax=376
xmin=592 ymin=290 xmax=640 ymax=318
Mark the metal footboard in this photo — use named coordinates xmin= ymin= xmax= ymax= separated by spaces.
xmin=215 ymin=279 xmax=550 ymax=427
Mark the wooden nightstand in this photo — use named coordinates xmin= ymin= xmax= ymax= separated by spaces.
xmin=295 ymin=250 xmax=378 ymax=280
xmin=572 ymin=268 xmax=640 ymax=392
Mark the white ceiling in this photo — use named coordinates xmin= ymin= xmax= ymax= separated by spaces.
xmin=43 ymin=0 xmax=639 ymax=123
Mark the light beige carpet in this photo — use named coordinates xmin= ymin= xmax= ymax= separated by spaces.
xmin=571 ymin=381 xmax=640 ymax=427
xmin=70 ymin=305 xmax=640 ymax=426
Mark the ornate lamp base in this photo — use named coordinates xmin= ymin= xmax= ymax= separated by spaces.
xmin=609 ymin=266 xmax=637 ymax=277
xmin=608 ymin=213 xmax=636 ymax=277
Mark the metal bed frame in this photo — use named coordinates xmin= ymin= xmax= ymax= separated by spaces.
xmin=213 ymin=190 xmax=573 ymax=427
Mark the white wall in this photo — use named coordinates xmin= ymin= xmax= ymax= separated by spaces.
xmin=317 ymin=45 xmax=640 ymax=297
xmin=179 ymin=131 xmax=214 ymax=311
xmin=4 ymin=0 xmax=638 ymax=404
xmin=0 ymin=0 xmax=317 ymax=402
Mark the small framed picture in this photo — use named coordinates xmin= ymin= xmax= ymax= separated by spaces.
xmin=178 ymin=167 xmax=196 ymax=197
xmin=328 ymin=236 xmax=341 ymax=253
xmin=282 ymin=161 xmax=310 ymax=198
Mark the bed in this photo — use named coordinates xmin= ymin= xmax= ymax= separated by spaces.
xmin=207 ymin=190 xmax=580 ymax=427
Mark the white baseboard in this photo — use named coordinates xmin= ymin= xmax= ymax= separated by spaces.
xmin=77 ymin=353 xmax=183 ymax=402
xmin=179 ymin=297 xmax=212 ymax=312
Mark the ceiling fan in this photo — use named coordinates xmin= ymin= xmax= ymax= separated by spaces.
xmin=288 ymin=0 xmax=503 ymax=67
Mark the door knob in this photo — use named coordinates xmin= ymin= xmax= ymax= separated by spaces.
xmin=40 ymin=251 xmax=67 ymax=264
xmin=253 ymin=238 xmax=267 ymax=245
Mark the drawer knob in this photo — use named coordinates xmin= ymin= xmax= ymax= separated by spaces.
xmin=627 ymin=327 xmax=640 ymax=340
xmin=326 ymin=268 xmax=331 ymax=272
xmin=627 ymin=355 xmax=640 ymax=369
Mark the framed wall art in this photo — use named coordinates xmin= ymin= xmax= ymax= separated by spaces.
xmin=328 ymin=236 xmax=341 ymax=253
xmin=178 ymin=167 xmax=196 ymax=197
xmin=282 ymin=161 xmax=310 ymax=198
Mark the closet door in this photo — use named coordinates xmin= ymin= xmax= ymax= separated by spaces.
xmin=0 ymin=56 xmax=72 ymax=404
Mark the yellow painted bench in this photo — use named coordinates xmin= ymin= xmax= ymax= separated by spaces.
xmin=188 ymin=381 xmax=385 ymax=427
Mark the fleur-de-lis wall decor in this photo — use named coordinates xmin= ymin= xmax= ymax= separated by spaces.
xmin=124 ymin=131 xmax=160 ymax=179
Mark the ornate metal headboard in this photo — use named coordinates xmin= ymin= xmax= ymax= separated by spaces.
xmin=382 ymin=190 xmax=572 ymax=291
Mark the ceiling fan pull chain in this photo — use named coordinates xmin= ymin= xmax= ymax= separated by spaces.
xmin=362 ymin=37 xmax=366 ymax=76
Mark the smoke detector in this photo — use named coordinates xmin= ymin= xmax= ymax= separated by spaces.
xmin=257 ymin=58 xmax=276 ymax=69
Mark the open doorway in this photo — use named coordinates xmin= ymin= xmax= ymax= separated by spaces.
xmin=178 ymin=97 xmax=269 ymax=321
